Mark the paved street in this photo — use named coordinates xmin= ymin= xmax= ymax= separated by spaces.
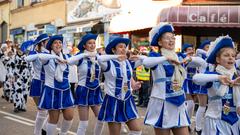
xmin=0 ymin=88 xmax=198 ymax=135
xmin=0 ymin=89 xmax=156 ymax=135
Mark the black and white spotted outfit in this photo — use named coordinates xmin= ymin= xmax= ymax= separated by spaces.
xmin=12 ymin=53 xmax=31 ymax=110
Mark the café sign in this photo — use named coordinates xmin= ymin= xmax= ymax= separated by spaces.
xmin=159 ymin=6 xmax=240 ymax=27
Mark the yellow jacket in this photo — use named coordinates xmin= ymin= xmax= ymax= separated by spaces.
xmin=136 ymin=65 xmax=150 ymax=81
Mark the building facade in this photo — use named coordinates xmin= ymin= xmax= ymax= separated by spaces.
xmin=60 ymin=0 xmax=121 ymax=48
xmin=10 ymin=0 xmax=66 ymax=44
xmin=0 ymin=0 xmax=11 ymax=43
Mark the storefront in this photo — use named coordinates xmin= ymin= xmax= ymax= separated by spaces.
xmin=10 ymin=27 xmax=25 ymax=44
xmin=158 ymin=5 xmax=240 ymax=50
xmin=26 ymin=24 xmax=37 ymax=40
xmin=107 ymin=0 xmax=184 ymax=52
xmin=11 ymin=23 xmax=58 ymax=43
xmin=58 ymin=20 xmax=103 ymax=47
xmin=10 ymin=0 xmax=66 ymax=42
xmin=26 ymin=31 xmax=37 ymax=40
xmin=130 ymin=29 xmax=150 ymax=52
xmin=26 ymin=24 xmax=57 ymax=41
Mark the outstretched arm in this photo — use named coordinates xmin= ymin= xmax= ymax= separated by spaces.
xmin=25 ymin=54 xmax=39 ymax=62
xmin=193 ymin=73 xmax=219 ymax=85
xmin=97 ymin=55 xmax=120 ymax=71
xmin=67 ymin=53 xmax=87 ymax=65
xmin=185 ymin=56 xmax=207 ymax=69
xmin=131 ymin=55 xmax=147 ymax=68
xmin=143 ymin=56 xmax=167 ymax=68
xmin=38 ymin=53 xmax=61 ymax=64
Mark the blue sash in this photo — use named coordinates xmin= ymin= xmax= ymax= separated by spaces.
xmin=112 ymin=60 xmax=131 ymax=100
xmin=54 ymin=54 xmax=70 ymax=90
xmin=210 ymin=73 xmax=239 ymax=125
xmin=186 ymin=67 xmax=197 ymax=79
xmin=221 ymin=87 xmax=238 ymax=125
xmin=85 ymin=58 xmax=100 ymax=88
xmin=162 ymin=61 xmax=185 ymax=106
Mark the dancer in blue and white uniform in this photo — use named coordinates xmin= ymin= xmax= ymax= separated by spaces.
xmin=143 ymin=23 xmax=205 ymax=135
xmin=68 ymin=33 xmax=104 ymax=135
xmin=194 ymin=39 xmax=211 ymax=134
xmin=193 ymin=35 xmax=240 ymax=135
xmin=97 ymin=36 xmax=144 ymax=135
xmin=38 ymin=35 xmax=74 ymax=135
xmin=196 ymin=40 xmax=210 ymax=60
xmin=25 ymin=34 xmax=49 ymax=135
xmin=179 ymin=43 xmax=200 ymax=127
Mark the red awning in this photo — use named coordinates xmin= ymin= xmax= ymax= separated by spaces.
xmin=158 ymin=6 xmax=240 ymax=28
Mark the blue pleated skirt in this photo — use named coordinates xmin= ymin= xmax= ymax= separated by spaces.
xmin=183 ymin=79 xmax=200 ymax=95
xmin=98 ymin=94 xmax=139 ymax=123
xmin=75 ymin=85 xmax=103 ymax=106
xmin=29 ymin=79 xmax=44 ymax=97
xmin=38 ymin=86 xmax=75 ymax=110
xmin=196 ymin=85 xmax=208 ymax=95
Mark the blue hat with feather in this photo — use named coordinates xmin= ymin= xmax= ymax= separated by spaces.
xmin=35 ymin=33 xmax=49 ymax=45
xmin=46 ymin=35 xmax=63 ymax=50
xmin=77 ymin=33 xmax=98 ymax=52
xmin=182 ymin=43 xmax=193 ymax=53
xmin=105 ymin=36 xmax=130 ymax=54
xmin=206 ymin=35 xmax=234 ymax=64
xmin=199 ymin=39 xmax=211 ymax=49
xmin=149 ymin=23 xmax=174 ymax=46
xmin=20 ymin=40 xmax=35 ymax=53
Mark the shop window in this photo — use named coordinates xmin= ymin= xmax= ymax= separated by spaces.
xmin=38 ymin=29 xmax=44 ymax=35
xmin=14 ymin=34 xmax=24 ymax=44
xmin=27 ymin=30 xmax=37 ymax=40
xmin=17 ymin=0 xmax=24 ymax=8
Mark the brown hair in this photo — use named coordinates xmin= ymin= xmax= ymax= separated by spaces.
xmin=216 ymin=47 xmax=236 ymax=58
xmin=36 ymin=40 xmax=48 ymax=53
xmin=36 ymin=43 xmax=42 ymax=53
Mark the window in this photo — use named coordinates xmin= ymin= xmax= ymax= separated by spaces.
xmin=38 ymin=29 xmax=44 ymax=35
xmin=17 ymin=0 xmax=24 ymax=8
xmin=31 ymin=0 xmax=40 ymax=5
xmin=1 ymin=22 xmax=8 ymax=43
